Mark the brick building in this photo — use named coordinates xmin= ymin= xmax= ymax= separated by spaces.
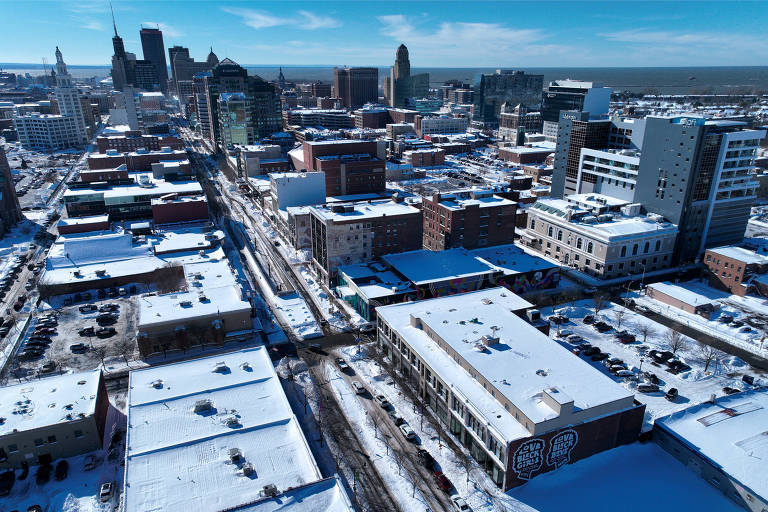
xmin=295 ymin=139 xmax=386 ymax=196
xmin=404 ymin=148 xmax=445 ymax=167
xmin=423 ymin=189 xmax=517 ymax=251
xmin=309 ymin=198 xmax=422 ymax=283
xmin=96 ymin=131 xmax=182 ymax=153
xmin=151 ymin=195 xmax=210 ymax=225
xmin=498 ymin=145 xmax=554 ymax=165
xmin=87 ymin=148 xmax=188 ymax=172
xmin=704 ymin=246 xmax=768 ymax=296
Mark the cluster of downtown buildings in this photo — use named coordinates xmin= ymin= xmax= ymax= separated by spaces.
xmin=1 ymin=17 xmax=767 ymax=512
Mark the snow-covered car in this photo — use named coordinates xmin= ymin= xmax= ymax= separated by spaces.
xmin=637 ymin=383 xmax=660 ymax=393
xmin=555 ymin=329 xmax=573 ymax=338
xmin=388 ymin=409 xmax=405 ymax=426
xmin=78 ymin=304 xmax=97 ymax=313
xmin=566 ymin=334 xmax=583 ymax=343
xmin=399 ymin=423 xmax=417 ymax=442
xmin=615 ymin=369 xmax=635 ymax=378
xmin=335 ymin=358 xmax=350 ymax=372
xmin=351 ymin=381 xmax=366 ymax=394
xmin=373 ymin=394 xmax=390 ymax=409
xmin=99 ymin=481 xmax=114 ymax=502
xmin=451 ymin=496 xmax=473 ymax=511
xmin=634 ymin=305 xmax=652 ymax=314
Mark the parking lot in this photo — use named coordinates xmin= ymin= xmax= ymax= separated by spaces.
xmin=8 ymin=292 xmax=138 ymax=378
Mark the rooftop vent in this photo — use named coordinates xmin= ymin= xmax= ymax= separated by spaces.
xmin=536 ymin=369 xmax=548 ymax=377
xmin=180 ymin=300 xmax=193 ymax=307
xmin=151 ymin=379 xmax=164 ymax=389
xmin=225 ymin=416 xmax=241 ymax=428
xmin=213 ymin=362 xmax=229 ymax=373
xmin=229 ymin=448 xmax=243 ymax=464
xmin=194 ymin=399 xmax=213 ymax=414
xmin=73 ymin=270 xmax=81 ymax=278
xmin=198 ymin=294 xmax=208 ymax=302
xmin=95 ymin=269 xmax=106 ymax=277
xmin=240 ymin=362 xmax=251 ymax=371
xmin=481 ymin=335 xmax=500 ymax=346
xmin=262 ymin=484 xmax=279 ymax=498
xmin=242 ymin=462 xmax=255 ymax=477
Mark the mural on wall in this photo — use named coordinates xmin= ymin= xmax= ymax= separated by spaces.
xmin=493 ymin=267 xmax=559 ymax=294
xmin=512 ymin=429 xmax=579 ymax=481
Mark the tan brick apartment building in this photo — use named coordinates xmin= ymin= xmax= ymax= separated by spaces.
xmin=296 ymin=140 xmax=386 ymax=197
xmin=704 ymin=246 xmax=768 ymax=296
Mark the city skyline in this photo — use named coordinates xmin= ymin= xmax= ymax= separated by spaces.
xmin=3 ymin=1 xmax=768 ymax=67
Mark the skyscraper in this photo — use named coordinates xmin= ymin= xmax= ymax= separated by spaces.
xmin=472 ymin=70 xmax=543 ymax=127
xmin=109 ymin=3 xmax=132 ymax=90
xmin=0 ymin=146 xmax=22 ymax=236
xmin=53 ymin=47 xmax=88 ymax=145
xmin=140 ymin=27 xmax=168 ymax=93
xmin=333 ymin=67 xmax=378 ymax=108
xmin=540 ymin=80 xmax=611 ymax=139
xmin=383 ymin=44 xmax=429 ymax=108
xmin=169 ymin=45 xmax=218 ymax=98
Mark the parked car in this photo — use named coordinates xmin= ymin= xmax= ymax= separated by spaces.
xmin=555 ymin=329 xmax=573 ymax=338
xmin=95 ymin=327 xmax=116 ymax=338
xmin=399 ymin=423 xmax=417 ymax=442
xmin=40 ymin=361 xmax=57 ymax=373
xmin=388 ymin=409 xmax=405 ymax=426
xmin=373 ymin=394 xmax=390 ymax=409
xmin=566 ymin=334 xmax=583 ymax=343
xmin=35 ymin=464 xmax=51 ymax=485
xmin=0 ymin=470 xmax=14 ymax=497
xmin=637 ymin=383 xmax=660 ymax=393
xmin=718 ymin=314 xmax=734 ymax=324
xmin=634 ymin=305 xmax=652 ymax=314
xmin=335 ymin=358 xmax=350 ymax=372
xmin=99 ymin=481 xmax=114 ymax=502
xmin=451 ymin=496 xmax=473 ymax=512
xmin=739 ymin=326 xmax=752 ymax=333
xmin=665 ymin=388 xmax=679 ymax=402
xmin=591 ymin=352 xmax=609 ymax=361
xmin=96 ymin=313 xmax=118 ymax=325
xmin=548 ymin=314 xmax=568 ymax=325
xmin=78 ymin=326 xmax=94 ymax=337
xmin=54 ymin=460 xmax=69 ymax=481
xmin=582 ymin=314 xmax=595 ymax=324
xmin=79 ymin=304 xmax=97 ymax=313
xmin=417 ymin=449 xmax=435 ymax=470
xmin=615 ymin=369 xmax=635 ymax=378
xmin=722 ymin=386 xmax=741 ymax=395
xmin=642 ymin=372 xmax=660 ymax=385
xmin=582 ymin=346 xmax=600 ymax=356
xmin=432 ymin=471 xmax=452 ymax=492
xmin=351 ymin=381 xmax=366 ymax=394
xmin=730 ymin=320 xmax=744 ymax=328
xmin=593 ymin=321 xmax=613 ymax=333
xmin=617 ymin=333 xmax=636 ymax=344
xmin=70 ymin=343 xmax=88 ymax=353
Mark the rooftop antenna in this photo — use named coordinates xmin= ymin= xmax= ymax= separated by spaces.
xmin=109 ymin=1 xmax=118 ymax=37
xmin=41 ymin=57 xmax=49 ymax=75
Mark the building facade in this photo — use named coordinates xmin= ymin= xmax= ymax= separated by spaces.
xmin=423 ymin=189 xmax=517 ymax=251
xmin=541 ymin=80 xmax=611 ymax=139
xmin=299 ymin=139 xmax=387 ymax=196
xmin=473 ymin=70 xmax=544 ymax=127
xmin=139 ymin=27 xmax=168 ymax=93
xmin=0 ymin=147 xmax=22 ymax=236
xmin=333 ymin=67 xmax=378 ymax=108
xmin=383 ymin=45 xmax=429 ymax=108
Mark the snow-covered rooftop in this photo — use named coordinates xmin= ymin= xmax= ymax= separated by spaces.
xmin=57 ymin=214 xmax=109 ymax=226
xmin=382 ymin=248 xmax=502 ymax=287
xmin=376 ymin=288 xmax=635 ymax=436
xmin=707 ymin=245 xmax=768 ymax=265
xmin=138 ymin=283 xmax=249 ymax=329
xmin=647 ymin=281 xmax=724 ymax=307
xmin=472 ymin=243 xmax=558 ymax=275
xmin=310 ymin=199 xmax=419 ymax=223
xmin=232 ymin=477 xmax=354 ymax=511
xmin=656 ymin=389 xmax=768 ymax=502
xmin=124 ymin=347 xmax=345 ymax=512
xmin=0 ymin=370 xmax=102 ymax=436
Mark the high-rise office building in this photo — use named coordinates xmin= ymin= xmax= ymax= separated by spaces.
xmin=204 ymin=59 xmax=281 ymax=146
xmin=133 ymin=60 xmax=159 ymax=92
xmin=635 ymin=117 xmax=766 ymax=262
xmin=472 ymin=70 xmax=543 ymax=127
xmin=0 ymin=146 xmax=22 ymax=236
xmin=53 ymin=46 xmax=88 ymax=145
xmin=169 ymin=45 xmax=218 ymax=94
xmin=140 ymin=27 xmax=168 ymax=93
xmin=333 ymin=67 xmax=378 ymax=108
xmin=541 ymin=80 xmax=611 ymax=138
xmin=109 ymin=5 xmax=132 ymax=90
xmin=383 ymin=44 xmax=429 ymax=108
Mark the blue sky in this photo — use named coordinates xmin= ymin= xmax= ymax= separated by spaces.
xmin=3 ymin=1 xmax=767 ymax=67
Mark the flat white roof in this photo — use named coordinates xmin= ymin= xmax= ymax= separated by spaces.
xmin=472 ymin=243 xmax=558 ymax=274
xmin=707 ymin=245 xmax=768 ymax=265
xmin=57 ymin=214 xmax=109 ymax=226
xmin=656 ymin=389 xmax=768 ymax=501
xmin=0 ymin=370 xmax=102 ymax=436
xmin=376 ymin=288 xmax=634 ymax=431
xmin=124 ymin=347 xmax=332 ymax=512
xmin=648 ymin=281 xmax=723 ymax=307
xmin=310 ymin=199 xmax=419 ymax=223
xmin=233 ymin=477 xmax=354 ymax=511
xmin=138 ymin=283 xmax=250 ymax=329
xmin=382 ymin=248 xmax=502 ymax=287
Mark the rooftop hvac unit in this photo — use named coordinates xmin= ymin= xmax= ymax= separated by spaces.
xmin=151 ymin=379 xmax=164 ymax=389
xmin=262 ymin=484 xmax=279 ymax=498
xmin=242 ymin=462 xmax=255 ymax=477
xmin=481 ymin=334 xmax=500 ymax=346
xmin=225 ymin=416 xmax=241 ymax=428
xmin=95 ymin=269 xmax=106 ymax=276
xmin=229 ymin=448 xmax=243 ymax=464
xmin=213 ymin=361 xmax=229 ymax=373
xmin=527 ymin=309 xmax=541 ymax=322
xmin=179 ymin=300 xmax=192 ymax=307
xmin=198 ymin=294 xmax=208 ymax=302
xmin=597 ymin=214 xmax=613 ymax=222
xmin=194 ymin=399 xmax=213 ymax=413
xmin=582 ymin=216 xmax=598 ymax=224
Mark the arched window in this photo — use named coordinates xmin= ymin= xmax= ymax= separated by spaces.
xmin=576 ymin=238 xmax=583 ymax=250
xmin=620 ymin=246 xmax=627 ymax=257
xmin=655 ymin=240 xmax=661 ymax=251
xmin=587 ymin=242 xmax=594 ymax=254
xmin=644 ymin=242 xmax=650 ymax=253
xmin=557 ymin=230 xmax=563 ymax=241
xmin=632 ymin=244 xmax=638 ymax=256
xmin=548 ymin=226 xmax=553 ymax=237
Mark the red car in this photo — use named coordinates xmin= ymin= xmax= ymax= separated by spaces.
xmin=432 ymin=471 xmax=452 ymax=492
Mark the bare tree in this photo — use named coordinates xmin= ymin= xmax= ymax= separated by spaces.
xmin=592 ymin=295 xmax=606 ymax=315
xmin=665 ymin=328 xmax=688 ymax=354
xmin=154 ymin=263 xmax=185 ymax=294
xmin=638 ymin=322 xmax=656 ymax=344
xmin=613 ymin=309 xmax=626 ymax=330
xmin=697 ymin=341 xmax=720 ymax=373
xmin=92 ymin=346 xmax=107 ymax=370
